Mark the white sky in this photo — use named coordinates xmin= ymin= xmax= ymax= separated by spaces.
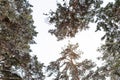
xmin=28 ymin=0 xmax=114 ymax=80
xmin=29 ymin=0 xmax=114 ymax=66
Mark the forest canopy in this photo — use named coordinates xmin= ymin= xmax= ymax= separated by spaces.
xmin=0 ymin=0 xmax=120 ymax=80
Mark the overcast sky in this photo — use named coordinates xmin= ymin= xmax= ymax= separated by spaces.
xmin=29 ymin=0 xmax=114 ymax=66
xmin=28 ymin=0 xmax=115 ymax=80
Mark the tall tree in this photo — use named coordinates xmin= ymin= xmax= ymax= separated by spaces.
xmin=47 ymin=0 xmax=120 ymax=79
xmin=46 ymin=43 xmax=95 ymax=80
xmin=0 ymin=0 xmax=44 ymax=80
xmin=47 ymin=0 xmax=103 ymax=40
xmin=23 ymin=55 xmax=45 ymax=80
xmin=95 ymin=0 xmax=120 ymax=79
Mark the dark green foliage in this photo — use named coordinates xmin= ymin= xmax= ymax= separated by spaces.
xmin=95 ymin=0 xmax=120 ymax=79
xmin=46 ymin=0 xmax=120 ymax=79
xmin=0 ymin=0 xmax=44 ymax=80
xmin=23 ymin=55 xmax=45 ymax=80
xmin=46 ymin=43 xmax=95 ymax=80
xmin=48 ymin=0 xmax=103 ymax=40
xmin=1 ymin=0 xmax=120 ymax=79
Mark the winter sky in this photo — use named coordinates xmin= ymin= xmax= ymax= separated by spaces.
xmin=29 ymin=0 xmax=114 ymax=66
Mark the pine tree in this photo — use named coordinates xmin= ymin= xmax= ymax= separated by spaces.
xmin=47 ymin=0 xmax=120 ymax=79
xmin=0 ymin=0 xmax=44 ymax=79
xmin=46 ymin=43 xmax=95 ymax=80
xmin=95 ymin=0 xmax=120 ymax=79
xmin=47 ymin=0 xmax=103 ymax=40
